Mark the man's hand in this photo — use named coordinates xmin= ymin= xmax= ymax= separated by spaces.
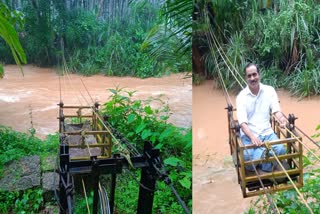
xmin=279 ymin=117 xmax=287 ymax=128
xmin=250 ymin=135 xmax=262 ymax=146
xmin=275 ymin=111 xmax=287 ymax=129
xmin=240 ymin=122 xmax=262 ymax=147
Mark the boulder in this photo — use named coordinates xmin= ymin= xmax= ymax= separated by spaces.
xmin=42 ymin=172 xmax=59 ymax=202
xmin=41 ymin=155 xmax=57 ymax=172
xmin=0 ymin=155 xmax=41 ymax=191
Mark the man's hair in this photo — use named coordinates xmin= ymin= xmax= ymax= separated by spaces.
xmin=244 ymin=63 xmax=260 ymax=75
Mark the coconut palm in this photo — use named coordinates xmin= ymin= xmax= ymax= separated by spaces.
xmin=142 ymin=0 xmax=192 ymax=69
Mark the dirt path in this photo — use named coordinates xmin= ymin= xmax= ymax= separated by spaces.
xmin=193 ymin=80 xmax=320 ymax=213
xmin=0 ymin=65 xmax=191 ymax=138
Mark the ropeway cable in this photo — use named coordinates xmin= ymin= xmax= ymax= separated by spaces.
xmin=59 ymin=50 xmax=190 ymax=213
xmin=282 ymin=114 xmax=320 ymax=150
xmin=59 ymin=57 xmax=133 ymax=160
xmin=204 ymin=12 xmax=246 ymax=87
xmin=267 ymin=144 xmax=314 ymax=214
xmin=271 ymin=114 xmax=320 ymax=163
xmin=205 ymin=15 xmax=281 ymax=211
xmin=241 ymin=142 xmax=281 ymax=214
xmin=207 ymin=11 xmax=318 ymax=211
xmin=82 ymin=179 xmax=91 ymax=214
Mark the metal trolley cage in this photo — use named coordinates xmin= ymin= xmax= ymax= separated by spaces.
xmin=226 ymin=104 xmax=303 ymax=198
xmin=58 ymin=102 xmax=163 ymax=214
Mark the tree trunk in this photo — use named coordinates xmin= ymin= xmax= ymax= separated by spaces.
xmin=192 ymin=1 xmax=205 ymax=76
xmin=192 ymin=42 xmax=205 ymax=76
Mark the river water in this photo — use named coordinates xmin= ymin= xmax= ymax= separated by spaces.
xmin=193 ymin=80 xmax=320 ymax=213
xmin=1 ymin=66 xmax=320 ymax=213
xmin=0 ymin=65 xmax=192 ymax=138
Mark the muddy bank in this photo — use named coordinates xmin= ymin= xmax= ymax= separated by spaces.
xmin=193 ymin=80 xmax=320 ymax=213
xmin=0 ymin=65 xmax=192 ymax=138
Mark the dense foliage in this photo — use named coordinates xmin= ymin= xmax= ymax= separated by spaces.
xmin=0 ymin=188 xmax=44 ymax=213
xmin=0 ymin=126 xmax=59 ymax=176
xmin=101 ymin=87 xmax=192 ymax=213
xmin=196 ymin=0 xmax=320 ymax=97
xmin=0 ymin=0 xmax=191 ymax=78
xmin=0 ymin=127 xmax=59 ymax=213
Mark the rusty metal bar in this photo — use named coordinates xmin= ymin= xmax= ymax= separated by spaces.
xmin=63 ymin=115 xmax=93 ymax=118
xmin=245 ymin=183 xmax=303 ymax=198
xmin=245 ymin=169 xmax=300 ymax=182
xmin=241 ymin=138 xmax=298 ymax=149
xmin=64 ymin=130 xmax=110 ymax=135
xmin=61 ymin=105 xmax=93 ymax=109
xmin=68 ymin=144 xmax=110 ymax=148
xmin=243 ymin=153 xmax=300 ymax=166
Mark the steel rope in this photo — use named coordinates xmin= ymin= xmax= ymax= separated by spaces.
xmin=204 ymin=14 xmax=280 ymax=212
xmin=282 ymin=114 xmax=320 ymax=150
xmin=82 ymin=179 xmax=91 ymax=214
xmin=271 ymin=114 xmax=320 ymax=163
xmin=267 ymin=144 xmax=314 ymax=214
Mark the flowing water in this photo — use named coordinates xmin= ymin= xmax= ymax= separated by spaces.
xmin=0 ymin=65 xmax=191 ymax=138
xmin=1 ymin=66 xmax=320 ymax=213
xmin=193 ymin=80 xmax=320 ymax=213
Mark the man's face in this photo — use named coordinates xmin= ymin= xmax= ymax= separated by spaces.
xmin=245 ymin=65 xmax=260 ymax=89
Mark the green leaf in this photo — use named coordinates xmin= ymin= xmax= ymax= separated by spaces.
xmin=154 ymin=143 xmax=163 ymax=149
xmin=135 ymin=122 xmax=146 ymax=134
xmin=127 ymin=132 xmax=135 ymax=137
xmin=141 ymin=129 xmax=152 ymax=140
xmin=144 ymin=106 xmax=153 ymax=114
xmin=311 ymin=133 xmax=320 ymax=138
xmin=0 ymin=64 xmax=3 ymax=78
xmin=0 ymin=15 xmax=26 ymax=74
xmin=179 ymin=176 xmax=191 ymax=189
xmin=108 ymin=88 xmax=117 ymax=94
xmin=164 ymin=157 xmax=182 ymax=167
xmin=150 ymin=135 xmax=156 ymax=143
xmin=160 ymin=115 xmax=169 ymax=121
xmin=159 ymin=127 xmax=174 ymax=142
xmin=303 ymin=155 xmax=311 ymax=167
xmin=127 ymin=114 xmax=136 ymax=124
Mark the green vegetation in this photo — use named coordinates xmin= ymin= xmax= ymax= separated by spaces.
xmin=101 ymin=87 xmax=191 ymax=213
xmin=195 ymin=0 xmax=320 ymax=97
xmin=0 ymin=1 xmax=191 ymax=78
xmin=246 ymin=164 xmax=320 ymax=213
xmin=0 ymin=188 xmax=44 ymax=213
xmin=0 ymin=63 xmax=3 ymax=78
xmin=0 ymin=2 xmax=26 ymax=76
xmin=0 ymin=126 xmax=59 ymax=176
xmin=0 ymin=89 xmax=191 ymax=213
xmin=0 ymin=127 xmax=59 ymax=213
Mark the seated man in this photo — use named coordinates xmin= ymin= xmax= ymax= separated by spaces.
xmin=236 ymin=63 xmax=287 ymax=172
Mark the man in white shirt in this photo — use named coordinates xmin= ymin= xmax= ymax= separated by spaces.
xmin=236 ymin=63 xmax=287 ymax=172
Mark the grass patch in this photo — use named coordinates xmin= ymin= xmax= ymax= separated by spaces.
xmin=0 ymin=126 xmax=59 ymax=177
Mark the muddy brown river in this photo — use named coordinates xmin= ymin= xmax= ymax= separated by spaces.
xmin=0 ymin=65 xmax=191 ymax=138
xmin=1 ymin=65 xmax=320 ymax=213
xmin=193 ymin=80 xmax=320 ymax=213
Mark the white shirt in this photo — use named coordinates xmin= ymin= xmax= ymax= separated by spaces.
xmin=236 ymin=83 xmax=281 ymax=137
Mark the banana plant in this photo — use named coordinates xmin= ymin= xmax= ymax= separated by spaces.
xmin=0 ymin=3 xmax=26 ymax=78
